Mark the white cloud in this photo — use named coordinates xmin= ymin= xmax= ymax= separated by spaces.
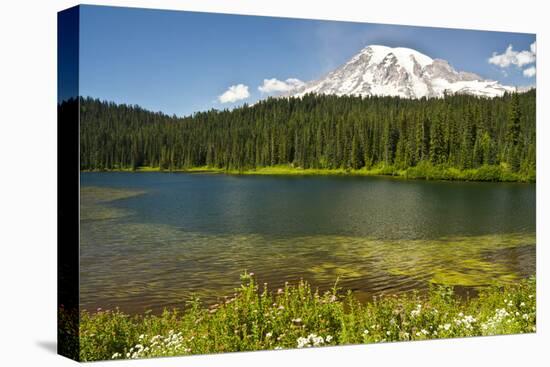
xmin=488 ymin=44 xmax=536 ymax=68
xmin=530 ymin=41 xmax=536 ymax=54
xmin=523 ymin=66 xmax=536 ymax=78
xmin=258 ymin=78 xmax=305 ymax=94
xmin=218 ymin=84 xmax=250 ymax=103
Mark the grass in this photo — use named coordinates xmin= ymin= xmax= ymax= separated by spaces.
xmin=82 ymin=162 xmax=535 ymax=182
xmin=72 ymin=273 xmax=536 ymax=361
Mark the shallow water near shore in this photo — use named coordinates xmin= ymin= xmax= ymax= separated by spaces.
xmin=79 ymin=172 xmax=535 ymax=314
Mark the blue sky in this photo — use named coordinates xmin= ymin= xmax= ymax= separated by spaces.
xmin=78 ymin=5 xmax=536 ymax=116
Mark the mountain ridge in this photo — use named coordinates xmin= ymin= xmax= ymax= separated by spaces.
xmin=286 ymin=45 xmax=515 ymax=99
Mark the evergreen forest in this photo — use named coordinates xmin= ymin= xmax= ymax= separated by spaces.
xmin=75 ymin=90 xmax=536 ymax=181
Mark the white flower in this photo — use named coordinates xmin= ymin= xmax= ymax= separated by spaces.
xmin=297 ymin=337 xmax=309 ymax=348
xmin=297 ymin=334 xmax=325 ymax=348
xmin=111 ymin=352 xmax=121 ymax=359
xmin=410 ymin=304 xmax=422 ymax=317
xmin=443 ymin=323 xmax=451 ymax=331
xmin=523 ymin=314 xmax=529 ymax=320
xmin=363 ymin=329 xmax=369 ymax=335
xmin=266 ymin=332 xmax=272 ymax=338
xmin=520 ymin=302 xmax=526 ymax=307
xmin=326 ymin=335 xmax=333 ymax=342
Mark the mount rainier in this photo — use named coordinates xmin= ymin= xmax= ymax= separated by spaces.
xmin=287 ymin=45 xmax=515 ymax=99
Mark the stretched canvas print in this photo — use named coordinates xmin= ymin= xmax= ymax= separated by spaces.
xmin=58 ymin=4 xmax=536 ymax=362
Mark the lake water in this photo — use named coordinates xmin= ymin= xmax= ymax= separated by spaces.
xmin=79 ymin=172 xmax=536 ymax=313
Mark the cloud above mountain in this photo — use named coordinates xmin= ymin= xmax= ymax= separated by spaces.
xmin=218 ymin=84 xmax=250 ymax=103
xmin=258 ymin=78 xmax=305 ymax=94
xmin=488 ymin=42 xmax=536 ymax=68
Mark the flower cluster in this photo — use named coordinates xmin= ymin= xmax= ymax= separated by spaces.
xmin=453 ymin=313 xmax=477 ymax=330
xmin=115 ymin=331 xmax=191 ymax=360
xmin=296 ymin=333 xmax=331 ymax=348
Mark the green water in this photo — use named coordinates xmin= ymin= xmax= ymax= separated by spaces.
xmin=80 ymin=172 xmax=535 ymax=313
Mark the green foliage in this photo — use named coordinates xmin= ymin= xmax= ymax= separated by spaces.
xmin=77 ymin=274 xmax=536 ymax=361
xmin=76 ymin=90 xmax=536 ymax=182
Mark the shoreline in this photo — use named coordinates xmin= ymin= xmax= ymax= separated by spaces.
xmin=80 ymin=164 xmax=535 ymax=183
xmin=70 ymin=274 xmax=536 ymax=361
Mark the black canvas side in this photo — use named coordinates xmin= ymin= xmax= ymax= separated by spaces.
xmin=57 ymin=5 xmax=80 ymax=361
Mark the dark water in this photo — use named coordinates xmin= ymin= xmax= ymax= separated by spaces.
xmin=80 ymin=172 xmax=536 ymax=313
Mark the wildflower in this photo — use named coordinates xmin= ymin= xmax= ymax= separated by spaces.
xmin=297 ymin=337 xmax=309 ymax=348
xmin=386 ymin=331 xmax=391 ymax=336
xmin=277 ymin=288 xmax=284 ymax=294
xmin=443 ymin=323 xmax=451 ymax=331
xmin=249 ymin=272 xmax=255 ymax=276
xmin=363 ymin=329 xmax=369 ymax=335
xmin=523 ymin=314 xmax=529 ymax=320
xmin=520 ymin=302 xmax=526 ymax=307
xmin=297 ymin=334 xmax=325 ymax=348
xmin=311 ymin=334 xmax=324 ymax=346
xmin=292 ymin=318 xmax=302 ymax=324
xmin=266 ymin=332 xmax=273 ymax=338
xmin=326 ymin=335 xmax=333 ymax=342
xmin=111 ymin=352 xmax=121 ymax=359
xmin=410 ymin=304 xmax=422 ymax=317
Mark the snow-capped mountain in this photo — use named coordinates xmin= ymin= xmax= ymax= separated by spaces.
xmin=288 ymin=45 xmax=515 ymax=99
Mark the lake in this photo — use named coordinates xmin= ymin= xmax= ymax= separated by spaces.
xmin=79 ymin=172 xmax=536 ymax=313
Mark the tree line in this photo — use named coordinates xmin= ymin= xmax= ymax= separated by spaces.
xmin=78 ymin=90 xmax=535 ymax=177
